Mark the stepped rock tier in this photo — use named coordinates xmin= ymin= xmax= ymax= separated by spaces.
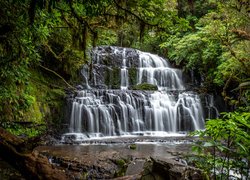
xmin=63 ymin=46 xmax=217 ymax=141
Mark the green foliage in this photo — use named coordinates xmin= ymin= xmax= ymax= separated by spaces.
xmin=159 ymin=0 xmax=250 ymax=106
xmin=97 ymin=30 xmax=117 ymax=46
xmin=1 ymin=122 xmax=46 ymax=138
xmin=161 ymin=30 xmax=222 ymax=69
xmin=131 ymin=83 xmax=158 ymax=91
xmin=29 ymin=70 xmax=66 ymax=125
xmin=189 ymin=111 xmax=250 ymax=179
xmin=128 ymin=68 xmax=137 ymax=86
xmin=105 ymin=67 xmax=121 ymax=89
xmin=115 ymin=159 xmax=126 ymax=167
xmin=0 ymin=0 xmax=69 ymax=128
xmin=129 ymin=144 xmax=137 ymax=150
xmin=114 ymin=158 xmax=128 ymax=177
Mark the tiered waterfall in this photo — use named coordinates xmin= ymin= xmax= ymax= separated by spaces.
xmin=64 ymin=46 xmax=209 ymax=139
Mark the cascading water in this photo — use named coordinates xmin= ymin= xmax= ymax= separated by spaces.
xmin=137 ymin=52 xmax=185 ymax=91
xmin=63 ymin=46 xmax=213 ymax=140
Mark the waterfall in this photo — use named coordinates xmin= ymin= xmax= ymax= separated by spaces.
xmin=63 ymin=46 xmax=214 ymax=139
xmin=137 ymin=52 xmax=185 ymax=91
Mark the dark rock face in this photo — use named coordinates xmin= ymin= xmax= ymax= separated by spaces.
xmin=91 ymin=46 xmax=140 ymax=68
xmin=85 ymin=46 xmax=140 ymax=89
xmin=199 ymin=94 xmax=222 ymax=119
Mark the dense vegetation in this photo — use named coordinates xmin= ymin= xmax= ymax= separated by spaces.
xmin=190 ymin=112 xmax=250 ymax=179
xmin=0 ymin=0 xmax=249 ymax=178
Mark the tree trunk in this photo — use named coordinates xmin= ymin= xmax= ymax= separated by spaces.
xmin=0 ymin=127 xmax=68 ymax=179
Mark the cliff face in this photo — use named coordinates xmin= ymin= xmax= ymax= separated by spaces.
xmin=83 ymin=46 xmax=140 ymax=89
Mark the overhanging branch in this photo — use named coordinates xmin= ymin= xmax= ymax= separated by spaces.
xmin=39 ymin=64 xmax=76 ymax=91
xmin=113 ymin=0 xmax=159 ymax=27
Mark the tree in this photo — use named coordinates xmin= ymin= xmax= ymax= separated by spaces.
xmin=160 ymin=0 xmax=250 ymax=107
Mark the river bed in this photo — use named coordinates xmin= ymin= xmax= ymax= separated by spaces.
xmin=35 ymin=136 xmax=195 ymax=179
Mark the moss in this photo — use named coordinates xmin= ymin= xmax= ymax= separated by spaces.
xmin=2 ymin=121 xmax=46 ymax=138
xmin=116 ymin=159 xmax=126 ymax=167
xmin=19 ymin=82 xmax=43 ymax=123
xmin=129 ymin=144 xmax=137 ymax=150
xmin=131 ymin=83 xmax=158 ymax=91
xmin=112 ymin=67 xmax=121 ymax=89
xmin=28 ymin=70 xmax=65 ymax=123
xmin=6 ymin=68 xmax=67 ymax=136
xmin=23 ymin=97 xmax=43 ymax=123
xmin=114 ymin=159 xmax=128 ymax=177
xmin=105 ymin=67 xmax=121 ymax=89
xmin=102 ymin=56 xmax=111 ymax=66
xmin=128 ymin=67 xmax=137 ymax=86
xmin=80 ymin=171 xmax=88 ymax=179
xmin=104 ymin=68 xmax=111 ymax=87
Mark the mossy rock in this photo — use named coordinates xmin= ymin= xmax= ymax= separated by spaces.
xmin=114 ymin=159 xmax=128 ymax=177
xmin=115 ymin=159 xmax=126 ymax=167
xmin=131 ymin=83 xmax=158 ymax=91
xmin=128 ymin=67 xmax=137 ymax=86
xmin=129 ymin=144 xmax=137 ymax=150
xmin=104 ymin=67 xmax=121 ymax=89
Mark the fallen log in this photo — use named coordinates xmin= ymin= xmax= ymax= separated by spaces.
xmin=0 ymin=127 xmax=68 ymax=179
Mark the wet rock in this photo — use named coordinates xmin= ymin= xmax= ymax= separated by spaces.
xmin=88 ymin=46 xmax=141 ymax=88
xmin=113 ymin=174 xmax=142 ymax=180
xmin=126 ymin=159 xmax=145 ymax=176
xmin=76 ymin=85 xmax=84 ymax=90
xmin=35 ymin=137 xmax=201 ymax=179
xmin=91 ymin=46 xmax=139 ymax=68
xmin=141 ymin=157 xmax=205 ymax=180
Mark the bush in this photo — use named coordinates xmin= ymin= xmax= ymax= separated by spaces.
xmin=189 ymin=112 xmax=250 ymax=179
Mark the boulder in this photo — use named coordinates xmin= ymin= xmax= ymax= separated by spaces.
xmin=141 ymin=157 xmax=205 ymax=180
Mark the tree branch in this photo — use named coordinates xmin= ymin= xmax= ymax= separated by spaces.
xmin=39 ymin=64 xmax=76 ymax=91
xmin=113 ymin=0 xmax=158 ymax=27
xmin=222 ymin=73 xmax=234 ymax=102
xmin=0 ymin=127 xmax=69 ymax=179
xmin=44 ymin=43 xmax=63 ymax=61
xmin=68 ymin=1 xmax=96 ymax=34
xmin=232 ymin=29 xmax=250 ymax=41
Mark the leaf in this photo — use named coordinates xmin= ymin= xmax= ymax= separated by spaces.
xmin=203 ymin=142 xmax=214 ymax=147
xmin=217 ymin=145 xmax=226 ymax=152
xmin=192 ymin=145 xmax=203 ymax=154
xmin=236 ymin=142 xmax=247 ymax=153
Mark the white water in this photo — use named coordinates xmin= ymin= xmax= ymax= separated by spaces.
xmin=65 ymin=47 xmax=207 ymax=140
xmin=137 ymin=52 xmax=185 ymax=91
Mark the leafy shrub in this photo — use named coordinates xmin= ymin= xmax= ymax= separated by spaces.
xmin=189 ymin=112 xmax=250 ymax=179
xmin=130 ymin=83 xmax=158 ymax=91
xmin=1 ymin=122 xmax=46 ymax=138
